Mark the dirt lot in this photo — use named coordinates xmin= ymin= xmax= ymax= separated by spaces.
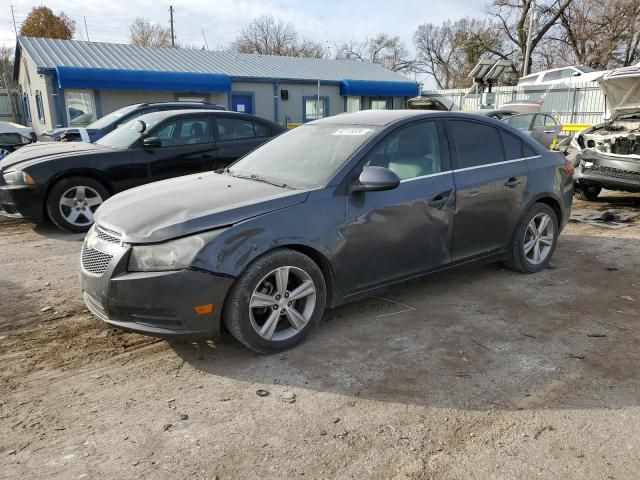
xmin=1 ymin=193 xmax=640 ymax=480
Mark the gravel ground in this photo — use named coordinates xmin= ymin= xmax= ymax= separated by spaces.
xmin=1 ymin=193 xmax=639 ymax=480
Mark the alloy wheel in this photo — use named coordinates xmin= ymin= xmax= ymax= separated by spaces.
xmin=249 ymin=266 xmax=317 ymax=341
xmin=523 ymin=212 xmax=554 ymax=265
xmin=58 ymin=185 xmax=104 ymax=227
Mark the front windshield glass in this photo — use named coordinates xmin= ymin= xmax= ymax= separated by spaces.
xmin=228 ymin=124 xmax=380 ymax=189
xmin=95 ymin=114 xmax=162 ymax=149
xmin=87 ymin=104 xmax=139 ymax=130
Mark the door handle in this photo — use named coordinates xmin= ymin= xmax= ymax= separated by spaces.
xmin=543 ymin=130 xmax=557 ymax=134
xmin=428 ymin=190 xmax=452 ymax=208
xmin=504 ymin=177 xmax=522 ymax=188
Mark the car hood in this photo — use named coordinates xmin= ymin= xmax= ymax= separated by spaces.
xmin=599 ymin=66 xmax=640 ymax=117
xmin=94 ymin=172 xmax=310 ymax=244
xmin=0 ymin=141 xmax=108 ymax=171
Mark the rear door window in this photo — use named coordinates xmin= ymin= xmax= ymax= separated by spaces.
xmin=216 ymin=117 xmax=257 ymax=140
xmin=448 ymin=120 xmax=504 ymax=168
xmin=503 ymin=114 xmax=535 ymax=131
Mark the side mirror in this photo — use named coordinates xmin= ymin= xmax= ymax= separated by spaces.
xmin=353 ymin=166 xmax=400 ymax=192
xmin=143 ymin=136 xmax=162 ymax=148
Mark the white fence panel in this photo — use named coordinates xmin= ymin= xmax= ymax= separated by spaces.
xmin=433 ymin=82 xmax=607 ymax=133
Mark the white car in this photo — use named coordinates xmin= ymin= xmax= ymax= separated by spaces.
xmin=0 ymin=122 xmax=36 ymax=160
xmin=518 ymin=66 xmax=606 ymax=86
xmin=568 ymin=65 xmax=640 ymax=200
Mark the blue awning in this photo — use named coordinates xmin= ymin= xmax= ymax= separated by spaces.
xmin=340 ymin=79 xmax=419 ymax=97
xmin=55 ymin=66 xmax=231 ymax=93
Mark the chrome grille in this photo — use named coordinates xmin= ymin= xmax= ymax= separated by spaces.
xmin=81 ymin=245 xmax=113 ymax=275
xmin=583 ymin=165 xmax=640 ymax=182
xmin=95 ymin=225 xmax=122 ymax=244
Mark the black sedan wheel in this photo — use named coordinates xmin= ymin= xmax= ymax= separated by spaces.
xmin=224 ymin=249 xmax=326 ymax=353
xmin=504 ymin=203 xmax=558 ymax=273
xmin=46 ymin=176 xmax=109 ymax=233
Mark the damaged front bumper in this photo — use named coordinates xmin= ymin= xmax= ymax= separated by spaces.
xmin=79 ymin=229 xmax=234 ymax=339
xmin=574 ymin=150 xmax=640 ymax=193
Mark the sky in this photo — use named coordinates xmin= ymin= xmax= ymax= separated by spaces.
xmin=1 ymin=0 xmax=487 ymax=85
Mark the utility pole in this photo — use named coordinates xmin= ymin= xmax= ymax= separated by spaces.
xmin=523 ymin=1 xmax=537 ymax=76
xmin=169 ymin=6 xmax=175 ymax=47
xmin=84 ymin=16 xmax=90 ymax=41
xmin=10 ymin=5 xmax=18 ymax=38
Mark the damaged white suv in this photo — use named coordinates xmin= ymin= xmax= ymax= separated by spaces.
xmin=571 ymin=65 xmax=640 ymax=201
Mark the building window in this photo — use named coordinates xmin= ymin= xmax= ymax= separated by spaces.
xmin=35 ymin=90 xmax=45 ymax=122
xmin=370 ymin=97 xmax=392 ymax=110
xmin=303 ymin=96 xmax=329 ymax=122
xmin=177 ymin=95 xmax=208 ymax=103
xmin=22 ymin=94 xmax=31 ymax=122
xmin=346 ymin=96 xmax=361 ymax=113
xmin=65 ymin=90 xmax=96 ymax=126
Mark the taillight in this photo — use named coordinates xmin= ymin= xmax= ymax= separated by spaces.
xmin=564 ymin=159 xmax=575 ymax=176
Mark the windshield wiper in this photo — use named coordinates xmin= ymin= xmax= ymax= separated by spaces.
xmin=227 ymin=171 xmax=288 ymax=188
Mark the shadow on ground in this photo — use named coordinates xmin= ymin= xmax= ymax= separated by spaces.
xmin=172 ymin=233 xmax=640 ymax=411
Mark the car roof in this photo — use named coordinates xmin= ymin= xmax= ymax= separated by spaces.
xmin=312 ymin=110 xmax=441 ymax=126
xmin=133 ymin=109 xmax=282 ymax=125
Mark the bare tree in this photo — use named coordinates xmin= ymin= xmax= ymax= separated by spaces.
xmin=232 ymin=14 xmax=326 ymax=58
xmin=129 ymin=17 xmax=172 ymax=48
xmin=413 ymin=18 xmax=504 ymax=88
xmin=556 ymin=0 xmax=640 ymax=68
xmin=336 ymin=34 xmax=414 ymax=72
xmin=0 ymin=47 xmax=15 ymax=89
xmin=488 ymin=0 xmax=574 ymax=75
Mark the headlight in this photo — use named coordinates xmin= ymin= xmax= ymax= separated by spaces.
xmin=128 ymin=230 xmax=222 ymax=272
xmin=570 ymin=135 xmax=581 ymax=150
xmin=2 ymin=170 xmax=36 ymax=185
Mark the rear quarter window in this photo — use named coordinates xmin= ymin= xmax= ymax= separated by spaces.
xmin=449 ymin=120 xmax=505 ymax=168
xmin=500 ymin=130 xmax=524 ymax=160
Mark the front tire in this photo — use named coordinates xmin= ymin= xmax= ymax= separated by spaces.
xmin=504 ymin=203 xmax=559 ymax=273
xmin=574 ymin=185 xmax=601 ymax=202
xmin=46 ymin=176 xmax=109 ymax=233
xmin=223 ymin=249 xmax=327 ymax=354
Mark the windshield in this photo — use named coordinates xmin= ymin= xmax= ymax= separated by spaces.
xmin=95 ymin=114 xmax=162 ymax=149
xmin=87 ymin=104 xmax=140 ymax=130
xmin=228 ymin=124 xmax=380 ymax=189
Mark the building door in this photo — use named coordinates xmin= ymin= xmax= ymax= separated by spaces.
xmin=231 ymin=94 xmax=253 ymax=114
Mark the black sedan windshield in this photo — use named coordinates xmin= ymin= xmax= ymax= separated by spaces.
xmin=228 ymin=124 xmax=380 ymax=189
xmin=87 ymin=104 xmax=139 ymax=130
xmin=96 ymin=114 xmax=162 ymax=149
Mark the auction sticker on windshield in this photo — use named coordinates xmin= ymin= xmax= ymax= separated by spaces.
xmin=332 ymin=128 xmax=374 ymax=136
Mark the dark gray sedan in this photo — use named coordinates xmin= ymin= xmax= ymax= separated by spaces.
xmin=80 ymin=110 xmax=574 ymax=353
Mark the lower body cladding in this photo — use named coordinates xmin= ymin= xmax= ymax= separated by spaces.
xmin=574 ymin=151 xmax=640 ymax=193
xmin=80 ymin=240 xmax=234 ymax=339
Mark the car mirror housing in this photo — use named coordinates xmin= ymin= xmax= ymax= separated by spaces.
xmin=143 ymin=136 xmax=162 ymax=148
xmin=353 ymin=166 xmax=400 ymax=192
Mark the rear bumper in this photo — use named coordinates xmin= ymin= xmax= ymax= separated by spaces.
xmin=574 ymin=152 xmax=640 ymax=192
xmin=80 ymin=237 xmax=234 ymax=339
xmin=0 ymin=183 xmax=46 ymax=222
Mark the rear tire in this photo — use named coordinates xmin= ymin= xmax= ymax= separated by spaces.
xmin=46 ymin=176 xmax=109 ymax=233
xmin=503 ymin=203 xmax=559 ymax=273
xmin=223 ymin=249 xmax=327 ymax=354
xmin=574 ymin=185 xmax=601 ymax=202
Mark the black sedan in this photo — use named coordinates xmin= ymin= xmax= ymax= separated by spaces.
xmin=80 ymin=110 xmax=574 ymax=353
xmin=40 ymin=102 xmax=225 ymax=143
xmin=0 ymin=110 xmax=285 ymax=232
